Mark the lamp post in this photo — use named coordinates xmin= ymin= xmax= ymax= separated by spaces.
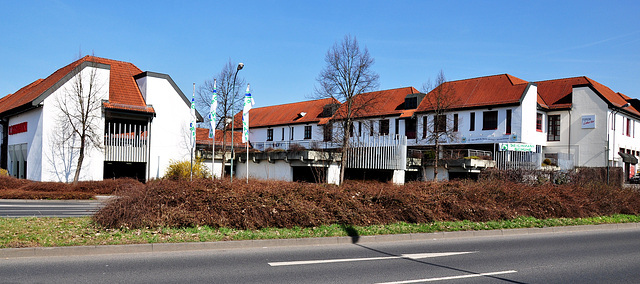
xmin=230 ymin=62 xmax=244 ymax=183
xmin=607 ymin=102 xmax=631 ymax=184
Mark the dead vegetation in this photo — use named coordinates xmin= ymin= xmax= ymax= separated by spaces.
xmin=94 ymin=168 xmax=640 ymax=229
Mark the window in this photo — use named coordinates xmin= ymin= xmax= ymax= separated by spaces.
xmin=506 ymin=109 xmax=512 ymax=134
xmin=434 ymin=115 xmax=446 ymax=133
xmin=404 ymin=97 xmax=418 ymax=109
xmin=267 ymin=129 xmax=273 ymax=141
xmin=304 ymin=125 xmax=312 ymax=139
xmin=395 ymin=119 xmax=399 ymax=135
xmin=370 ymin=120 xmax=374 ymax=136
xmin=405 ymin=118 xmax=417 ymax=139
xmin=380 ymin=119 xmax=389 ymax=135
xmin=626 ymin=118 xmax=631 ymax=137
xmin=281 ymin=128 xmax=285 ymax=140
xmin=536 ymin=113 xmax=543 ymax=132
xmin=323 ymin=123 xmax=332 ymax=141
xmin=290 ymin=127 xmax=294 ymax=140
xmin=483 ymin=111 xmax=498 ymax=130
xmin=547 ymin=115 xmax=560 ymax=141
xmin=469 ymin=112 xmax=475 ymax=131
xmin=453 ymin=114 xmax=459 ymax=132
xmin=358 ymin=122 xmax=362 ymax=136
xmin=349 ymin=122 xmax=354 ymax=137
xmin=422 ymin=116 xmax=428 ymax=138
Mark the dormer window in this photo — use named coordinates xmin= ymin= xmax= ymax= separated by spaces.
xmin=403 ymin=92 xmax=425 ymax=110
xmin=404 ymin=97 xmax=418 ymax=109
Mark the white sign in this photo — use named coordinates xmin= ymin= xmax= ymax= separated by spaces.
xmin=499 ymin=143 xmax=536 ymax=152
xmin=581 ymin=115 xmax=596 ymax=129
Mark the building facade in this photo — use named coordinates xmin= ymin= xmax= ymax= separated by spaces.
xmin=0 ymin=56 xmax=198 ymax=182
xmin=235 ymin=74 xmax=640 ymax=183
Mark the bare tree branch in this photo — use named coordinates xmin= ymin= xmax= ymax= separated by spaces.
xmin=315 ymin=35 xmax=380 ymax=184
xmin=196 ymin=60 xmax=246 ymax=177
xmin=421 ymin=70 xmax=459 ymax=180
xmin=54 ymin=56 xmax=105 ymax=184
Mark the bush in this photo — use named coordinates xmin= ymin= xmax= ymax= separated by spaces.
xmin=93 ymin=177 xmax=640 ymax=230
xmin=0 ymin=168 xmax=8 ymax=176
xmin=0 ymin=175 xmax=141 ymax=199
xmin=164 ymin=159 xmax=211 ymax=180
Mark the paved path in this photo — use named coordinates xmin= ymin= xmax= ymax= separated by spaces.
xmin=0 ymin=197 xmax=110 ymax=217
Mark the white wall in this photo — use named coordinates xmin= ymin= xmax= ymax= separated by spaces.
xmin=235 ymin=159 xmax=293 ymax=181
xmin=40 ymin=64 xmax=109 ymax=182
xmin=6 ymin=109 xmax=42 ymax=179
xmin=138 ymin=74 xmax=193 ymax=179
xmin=570 ymin=86 xmax=609 ymax=167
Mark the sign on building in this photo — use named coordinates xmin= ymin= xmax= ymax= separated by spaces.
xmin=581 ymin=115 xmax=596 ymax=129
xmin=499 ymin=143 xmax=536 ymax=152
xmin=8 ymin=122 xmax=27 ymax=135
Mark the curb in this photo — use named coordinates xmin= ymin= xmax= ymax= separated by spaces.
xmin=2 ymin=222 xmax=639 ymax=259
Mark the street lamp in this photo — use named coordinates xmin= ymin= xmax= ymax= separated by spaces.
xmin=607 ymin=102 xmax=631 ymax=184
xmin=230 ymin=62 xmax=244 ymax=183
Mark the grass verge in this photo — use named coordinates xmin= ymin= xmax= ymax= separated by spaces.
xmin=2 ymin=214 xmax=639 ymax=248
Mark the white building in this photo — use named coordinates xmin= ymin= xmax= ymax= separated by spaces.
xmin=235 ymin=74 xmax=640 ymax=183
xmin=0 ymin=56 xmax=199 ymax=182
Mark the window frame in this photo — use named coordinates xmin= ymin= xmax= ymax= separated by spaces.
xmin=380 ymin=119 xmax=389 ymax=136
xmin=304 ymin=125 xmax=312 ymax=140
xmin=469 ymin=112 xmax=475 ymax=131
xmin=547 ymin=114 xmax=560 ymax=141
xmin=482 ymin=111 xmax=498 ymax=130
xmin=536 ymin=113 xmax=543 ymax=132
xmin=505 ymin=109 xmax=512 ymax=134
xmin=267 ymin=129 xmax=273 ymax=141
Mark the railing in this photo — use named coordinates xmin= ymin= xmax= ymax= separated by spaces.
xmin=346 ymin=135 xmax=407 ymax=170
xmin=252 ymin=140 xmax=340 ymax=152
xmin=104 ymin=122 xmax=149 ymax=163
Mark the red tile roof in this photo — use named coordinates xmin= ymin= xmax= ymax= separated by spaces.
xmin=417 ymin=74 xmax=529 ymax=112
xmin=232 ymin=98 xmax=339 ymax=129
xmin=0 ymin=56 xmax=154 ymax=115
xmin=196 ymin=128 xmax=247 ymax=147
xmin=332 ymin=87 xmax=421 ymax=120
xmin=536 ymin=76 xmax=640 ymax=115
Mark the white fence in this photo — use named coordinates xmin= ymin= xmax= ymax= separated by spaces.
xmin=346 ymin=135 xmax=407 ymax=170
xmin=104 ymin=122 xmax=149 ymax=163
xmin=495 ymin=150 xmax=542 ymax=170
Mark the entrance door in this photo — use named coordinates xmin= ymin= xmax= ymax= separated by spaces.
xmin=8 ymin=144 xmax=27 ymax=179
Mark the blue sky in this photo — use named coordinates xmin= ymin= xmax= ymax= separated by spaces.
xmin=1 ymin=0 xmax=639 ymax=108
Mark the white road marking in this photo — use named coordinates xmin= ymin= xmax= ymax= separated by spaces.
xmin=268 ymin=252 xmax=476 ymax=267
xmin=375 ymin=270 xmax=518 ymax=284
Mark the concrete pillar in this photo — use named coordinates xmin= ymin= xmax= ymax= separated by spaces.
xmin=392 ymin=170 xmax=405 ymax=185
xmin=327 ymin=164 xmax=341 ymax=185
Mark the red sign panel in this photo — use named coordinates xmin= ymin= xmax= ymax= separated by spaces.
xmin=8 ymin=122 xmax=27 ymax=135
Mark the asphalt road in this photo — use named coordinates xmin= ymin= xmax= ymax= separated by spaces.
xmin=1 ymin=227 xmax=639 ymax=283
xmin=0 ymin=199 xmax=106 ymax=217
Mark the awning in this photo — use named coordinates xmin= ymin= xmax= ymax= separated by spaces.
xmin=618 ymin=152 xmax=638 ymax=164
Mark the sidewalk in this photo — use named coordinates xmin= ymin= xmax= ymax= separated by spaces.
xmin=2 ymin=222 xmax=639 ymax=259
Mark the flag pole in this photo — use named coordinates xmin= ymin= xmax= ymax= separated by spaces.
xmin=242 ymin=84 xmax=253 ymax=184
xmin=190 ymin=83 xmax=195 ymax=181
xmin=211 ymin=79 xmax=217 ymax=180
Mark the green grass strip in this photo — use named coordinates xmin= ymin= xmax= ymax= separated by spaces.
xmin=1 ymin=214 xmax=639 ymax=248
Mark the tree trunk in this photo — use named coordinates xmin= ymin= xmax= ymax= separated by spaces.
xmin=73 ymin=136 xmax=86 ymax=185
xmin=433 ymin=139 xmax=439 ymax=181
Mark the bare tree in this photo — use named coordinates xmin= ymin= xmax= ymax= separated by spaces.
xmin=196 ymin=60 xmax=245 ymax=177
xmin=421 ymin=70 xmax=459 ymax=181
xmin=315 ymin=35 xmax=380 ymax=184
xmin=54 ymin=58 xmax=105 ymax=184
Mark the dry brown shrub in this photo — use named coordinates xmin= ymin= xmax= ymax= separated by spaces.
xmin=93 ymin=175 xmax=640 ymax=230
xmin=0 ymin=176 xmax=142 ymax=199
